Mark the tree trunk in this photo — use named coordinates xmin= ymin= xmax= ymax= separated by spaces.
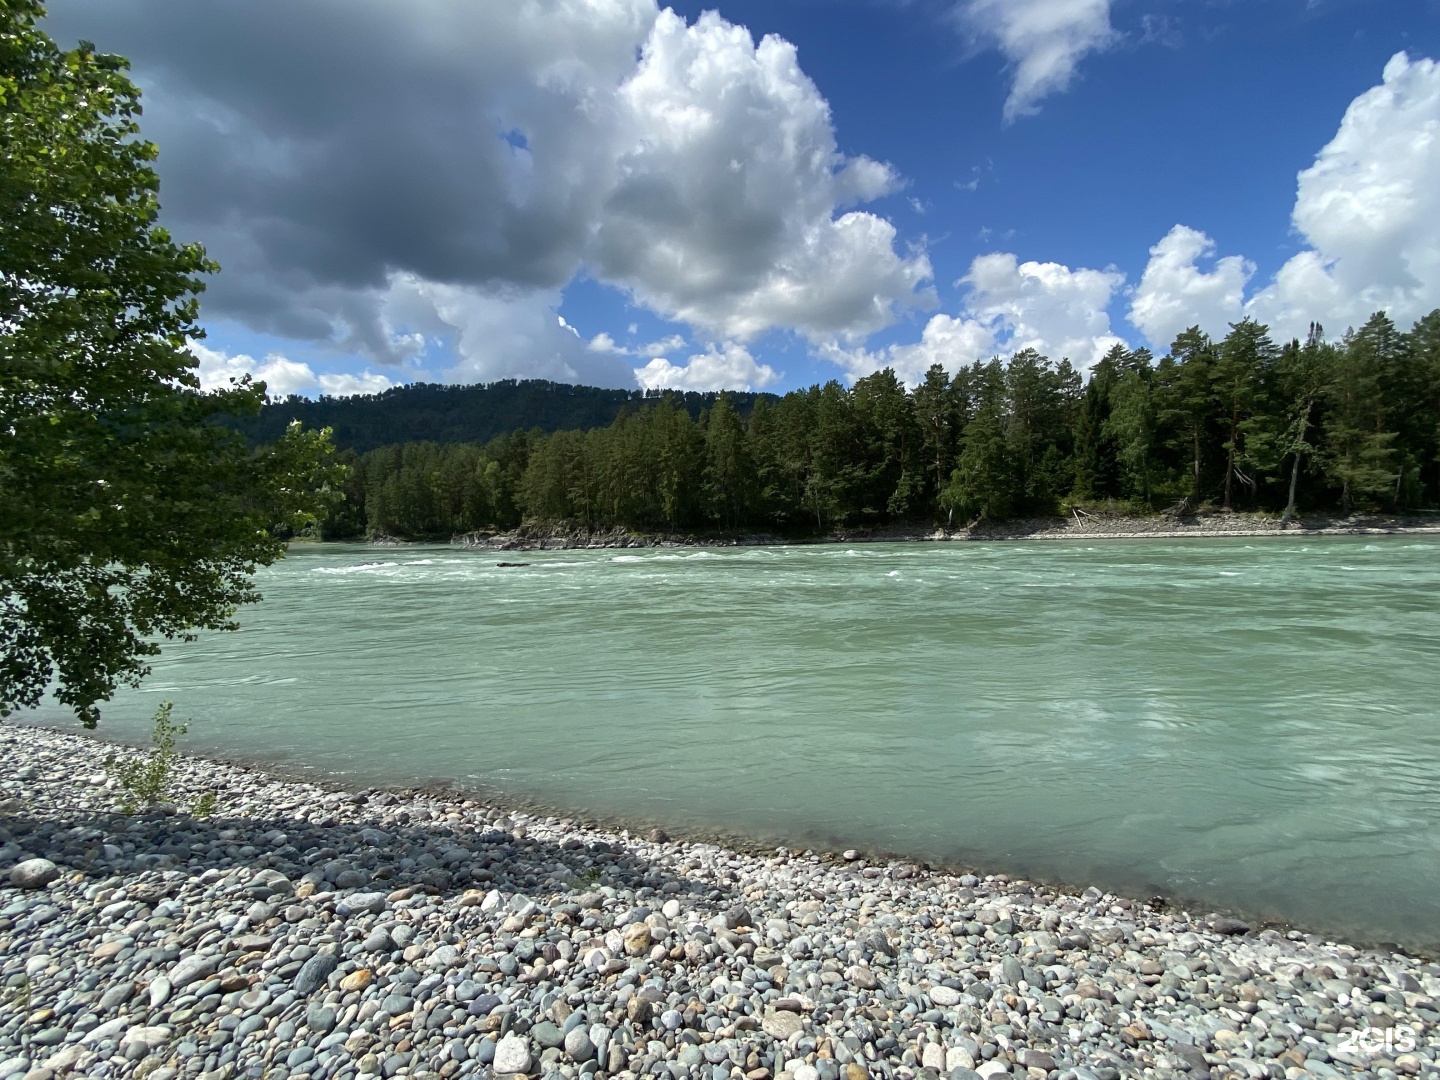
xmin=1282 ymin=401 xmax=1311 ymax=523
xmin=1191 ymin=426 xmax=1202 ymax=501
xmin=1222 ymin=411 xmax=1238 ymax=510
xmin=1283 ymin=452 xmax=1302 ymax=523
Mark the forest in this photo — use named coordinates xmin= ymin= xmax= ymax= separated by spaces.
xmin=309 ymin=311 xmax=1440 ymax=540
xmin=232 ymin=378 xmax=771 ymax=453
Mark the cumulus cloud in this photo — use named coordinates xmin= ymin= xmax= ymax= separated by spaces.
xmin=380 ymin=276 xmax=637 ymax=387
xmin=593 ymin=11 xmax=932 ymax=342
xmin=1128 ymin=53 xmax=1440 ymax=347
xmin=826 ymin=253 xmax=1125 ymax=384
xmin=190 ymin=343 xmax=394 ymax=399
xmin=952 ymin=0 xmax=1117 ymax=122
xmin=585 ymin=332 xmax=688 ymax=359
xmin=634 ymin=343 xmax=780 ymax=392
xmin=46 ymin=1 xmax=930 ymax=380
xmin=1128 ymin=225 xmax=1254 ymax=349
xmin=963 ymin=253 xmax=1126 ymax=368
xmin=1250 ymin=52 xmax=1440 ymax=337
xmin=822 ymin=314 xmax=997 ymax=385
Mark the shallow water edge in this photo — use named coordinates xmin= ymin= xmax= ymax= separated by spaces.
xmin=23 ymin=720 xmax=1438 ymax=960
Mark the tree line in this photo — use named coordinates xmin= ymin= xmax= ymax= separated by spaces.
xmin=314 ymin=310 xmax=1440 ymax=540
xmin=229 ymin=378 xmax=772 ymax=453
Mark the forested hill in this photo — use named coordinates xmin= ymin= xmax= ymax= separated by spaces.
xmin=229 ymin=379 xmax=775 ymax=452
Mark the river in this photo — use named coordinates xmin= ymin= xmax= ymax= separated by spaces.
xmin=42 ymin=535 xmax=1440 ymax=950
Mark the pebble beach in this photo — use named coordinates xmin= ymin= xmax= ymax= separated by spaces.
xmin=2 ymin=725 xmax=1437 ymax=1080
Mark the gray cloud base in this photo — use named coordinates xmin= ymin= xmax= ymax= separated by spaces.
xmin=44 ymin=1 xmax=931 ymax=387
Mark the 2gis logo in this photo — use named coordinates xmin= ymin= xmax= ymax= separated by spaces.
xmin=1337 ymin=1026 xmax=1419 ymax=1056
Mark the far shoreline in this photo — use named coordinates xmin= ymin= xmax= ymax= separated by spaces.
xmin=348 ymin=511 xmax=1440 ymax=551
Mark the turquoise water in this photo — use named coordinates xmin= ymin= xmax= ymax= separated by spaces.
xmin=42 ymin=536 xmax=1440 ymax=949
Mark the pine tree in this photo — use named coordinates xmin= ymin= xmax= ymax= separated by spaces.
xmin=941 ymin=361 xmax=1012 ymax=522
xmin=1155 ymin=327 xmax=1219 ymax=505
xmin=1213 ymin=319 xmax=1277 ymax=510
xmin=1071 ymin=346 xmax=1122 ymax=501
xmin=1322 ymin=323 xmax=1399 ymax=512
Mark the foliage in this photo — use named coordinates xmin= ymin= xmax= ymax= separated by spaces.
xmin=0 ymin=3 xmax=343 ymax=725
xmin=312 ymin=309 xmax=1440 ymax=541
xmin=226 ymin=378 xmax=775 ymax=454
xmin=103 ymin=701 xmax=214 ymax=814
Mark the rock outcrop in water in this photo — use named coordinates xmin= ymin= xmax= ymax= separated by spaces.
xmin=2 ymin=724 xmax=1438 ymax=1080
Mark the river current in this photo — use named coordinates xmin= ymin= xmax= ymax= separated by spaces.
xmin=43 ymin=536 xmax=1440 ymax=949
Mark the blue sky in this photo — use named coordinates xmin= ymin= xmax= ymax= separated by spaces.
xmin=46 ymin=0 xmax=1440 ymax=395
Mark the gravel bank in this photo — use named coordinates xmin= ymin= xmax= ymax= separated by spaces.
xmin=2 ymin=725 xmax=1437 ymax=1080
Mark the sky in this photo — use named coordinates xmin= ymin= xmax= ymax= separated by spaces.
xmin=44 ymin=0 xmax=1440 ymax=397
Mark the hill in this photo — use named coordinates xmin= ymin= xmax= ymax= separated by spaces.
xmin=230 ymin=379 xmax=777 ymax=453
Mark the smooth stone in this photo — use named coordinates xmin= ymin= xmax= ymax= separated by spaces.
xmin=306 ymin=1005 xmax=337 ymax=1034
xmin=493 ymin=1034 xmax=532 ymax=1075
xmin=455 ymin=980 xmax=482 ymax=1003
xmin=468 ymin=994 xmax=502 ymax=1017
xmin=340 ymin=969 xmax=373 ymax=993
xmin=564 ymin=1028 xmax=596 ymax=1062
xmin=622 ymin=923 xmax=652 ymax=956
xmin=99 ymin=982 xmax=135 ymax=1010
xmin=80 ymin=1017 xmax=129 ymax=1045
xmin=337 ymin=892 xmax=388 ymax=917
xmin=533 ymin=1022 xmax=564 ymax=1049
xmin=168 ymin=954 xmax=219 ymax=990
xmin=430 ymin=944 xmax=461 ymax=970
xmin=762 ymin=1010 xmax=804 ymax=1040
xmin=929 ymin=986 xmax=961 ymax=1007
xmin=382 ymin=995 xmax=414 ymax=1015
xmin=361 ymin=930 xmax=394 ymax=953
xmin=287 ymin=1046 xmax=314 ymax=1068
xmin=9 ymin=859 xmax=61 ymax=890
xmin=148 ymin=977 xmax=173 ymax=1008
xmin=294 ymin=952 xmax=338 ymax=995
xmin=1017 ymin=1050 xmax=1056 ymax=1072
xmin=946 ymin=1048 xmax=977 ymax=1072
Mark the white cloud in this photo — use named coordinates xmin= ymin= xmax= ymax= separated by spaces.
xmin=963 ymin=253 xmax=1126 ymax=368
xmin=634 ymin=343 xmax=780 ymax=392
xmin=381 ymin=275 xmax=636 ymax=387
xmin=1128 ymin=225 xmax=1254 ymax=348
xmin=822 ymin=252 xmax=1125 ymax=384
xmin=54 ymin=1 xmax=931 ymax=384
xmin=1128 ymin=52 xmax=1440 ymax=347
xmin=316 ymin=371 xmax=396 ymax=397
xmin=1250 ymin=51 xmax=1440 ymax=338
xmin=190 ymin=342 xmax=394 ymax=399
xmin=822 ymin=314 xmax=997 ymax=385
xmin=588 ymin=332 xmax=627 ymax=355
xmin=639 ymin=335 xmax=687 ymax=358
xmin=587 ymin=332 xmax=689 ymax=359
xmin=952 ymin=0 xmax=1117 ymax=122
xmin=590 ymin=10 xmax=934 ymax=343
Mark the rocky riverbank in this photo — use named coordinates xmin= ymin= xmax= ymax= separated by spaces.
xmin=3 ymin=725 xmax=1438 ymax=1080
xmin=452 ymin=514 xmax=1440 ymax=552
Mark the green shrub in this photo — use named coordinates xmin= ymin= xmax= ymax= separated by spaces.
xmin=104 ymin=702 xmax=215 ymax=816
